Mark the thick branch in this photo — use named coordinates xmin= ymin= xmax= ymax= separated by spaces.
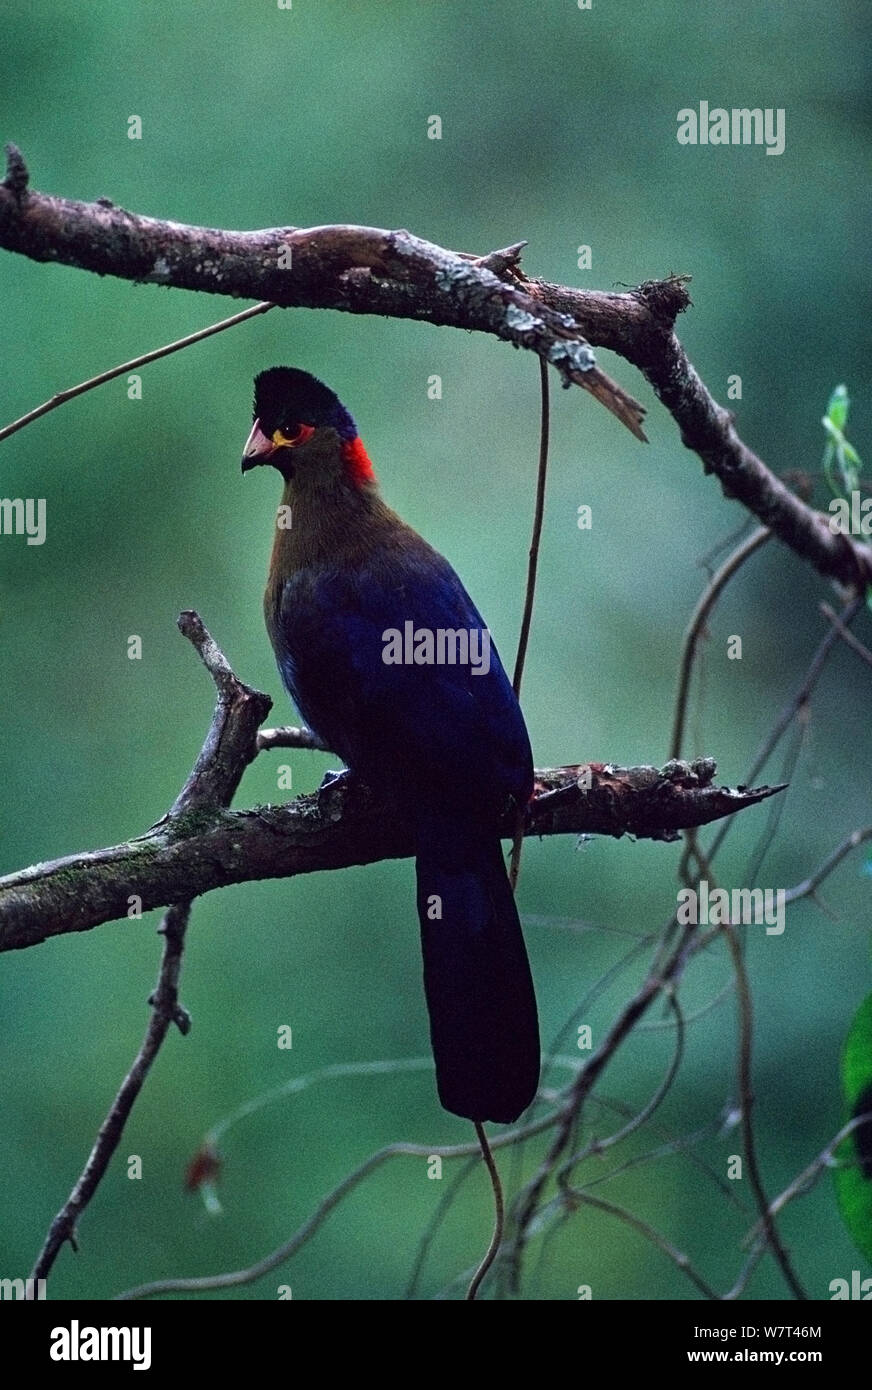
xmin=530 ymin=275 xmax=871 ymax=588
xmin=2 ymin=148 xmax=868 ymax=588
xmin=0 ymin=147 xmax=644 ymax=440
xmin=0 ymin=754 xmax=782 ymax=955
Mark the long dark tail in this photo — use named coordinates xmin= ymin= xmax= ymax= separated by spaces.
xmin=415 ymin=814 xmax=540 ymax=1123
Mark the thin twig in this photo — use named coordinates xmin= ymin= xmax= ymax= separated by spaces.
xmin=705 ymin=593 xmax=865 ymax=864
xmin=466 ymin=1123 xmax=505 ymax=1301
xmin=723 ymin=1116 xmax=872 ymax=1297
xmin=256 ymin=725 xmax=329 ymax=752
xmin=719 ymin=920 xmax=807 ymax=1299
xmin=507 ymin=932 xmax=693 ymax=1288
xmin=510 ymin=358 xmax=550 ymax=890
xmin=116 ymin=1110 xmax=559 ymax=1300
xmin=735 ymin=595 xmax=864 ymax=800
xmin=559 ymin=987 xmax=685 ymax=1178
xmin=27 ymin=615 xmax=270 ymax=1288
xmin=512 ymin=359 xmax=551 ymax=700
xmin=28 ymin=902 xmax=191 ymax=1287
xmin=745 ymin=1114 xmax=872 ymax=1239
xmin=572 ymin=1114 xmax=745 ymax=1211
xmin=405 ymin=1158 xmax=480 ymax=1299
xmin=819 ymin=602 xmax=872 ymax=668
xmin=0 ymin=302 xmax=273 ymax=443
xmin=742 ymin=717 xmax=805 ymax=886
xmin=722 ymin=1238 xmax=770 ymax=1301
xmin=671 ymin=527 xmax=771 ymax=759
xmin=782 ymin=826 xmax=872 ymax=904
xmin=560 ymin=1189 xmax=721 ymax=1301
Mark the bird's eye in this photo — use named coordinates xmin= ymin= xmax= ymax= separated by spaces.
xmin=272 ymin=423 xmax=316 ymax=449
xmin=272 ymin=425 xmax=299 ymax=446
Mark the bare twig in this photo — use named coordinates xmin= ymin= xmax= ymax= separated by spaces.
xmin=0 ymin=302 xmax=273 ymax=443
xmin=507 ymin=935 xmax=692 ymax=1285
xmin=819 ymin=602 xmax=872 ymax=669
xmin=559 ymin=988 xmax=686 ymax=1174
xmin=466 ymin=1123 xmax=505 ymax=1301
xmin=510 ymin=357 xmax=551 ymax=889
xmin=28 ymin=616 xmax=271 ymax=1288
xmin=705 ymin=593 xmax=866 ymax=863
xmin=405 ymin=1158 xmax=480 ymax=1299
xmin=782 ymin=826 xmax=872 ymax=905
xmin=28 ymin=902 xmax=192 ymax=1289
xmin=719 ymin=921 xmax=807 ymax=1299
xmin=512 ymin=360 xmax=551 ymax=701
xmin=256 ymin=725 xmax=329 ymax=752
xmin=560 ymin=1189 xmax=721 ymax=1301
xmin=116 ymin=1112 xmax=559 ymax=1300
xmin=745 ymin=1114 xmax=872 ymax=1240
xmin=671 ymin=527 xmax=771 ymax=759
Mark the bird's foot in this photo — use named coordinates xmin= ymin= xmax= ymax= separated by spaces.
xmin=317 ymin=767 xmax=352 ymax=819
xmin=319 ymin=767 xmax=349 ymax=791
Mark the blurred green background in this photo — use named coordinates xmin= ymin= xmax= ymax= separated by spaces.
xmin=1 ymin=0 xmax=870 ymax=1301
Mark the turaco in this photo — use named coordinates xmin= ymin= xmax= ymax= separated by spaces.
xmin=242 ymin=367 xmax=540 ymax=1124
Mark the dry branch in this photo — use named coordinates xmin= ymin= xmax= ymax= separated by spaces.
xmin=0 ymin=146 xmax=644 ymax=439
xmin=3 ymin=146 xmax=870 ymax=590
xmin=27 ymin=610 xmax=272 ymax=1286
xmin=0 ymin=614 xmax=782 ymax=955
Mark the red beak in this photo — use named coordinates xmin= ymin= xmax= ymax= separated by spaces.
xmin=241 ymin=418 xmax=277 ymax=471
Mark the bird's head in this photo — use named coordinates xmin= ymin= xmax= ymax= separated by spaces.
xmin=242 ymin=366 xmax=375 ymax=489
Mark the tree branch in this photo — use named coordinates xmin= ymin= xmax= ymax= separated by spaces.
xmin=0 ymin=145 xmax=644 ymax=440
xmin=27 ymin=610 xmax=272 ymax=1287
xmin=0 ymin=614 xmax=783 ymax=955
xmin=3 ymin=146 xmax=868 ymax=589
xmin=520 ymin=273 xmax=871 ymax=590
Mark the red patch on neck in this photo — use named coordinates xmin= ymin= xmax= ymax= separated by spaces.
xmin=341 ymin=436 xmax=376 ymax=486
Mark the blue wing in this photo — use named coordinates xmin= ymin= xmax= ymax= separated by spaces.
xmin=273 ymin=543 xmax=532 ymax=812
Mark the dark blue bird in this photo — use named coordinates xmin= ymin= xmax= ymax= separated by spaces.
xmin=242 ymin=367 xmax=539 ymax=1122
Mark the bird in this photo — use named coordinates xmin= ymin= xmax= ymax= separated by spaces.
xmin=241 ymin=367 xmax=540 ymax=1123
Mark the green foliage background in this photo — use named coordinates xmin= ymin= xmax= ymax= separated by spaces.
xmin=0 ymin=0 xmax=870 ymax=1300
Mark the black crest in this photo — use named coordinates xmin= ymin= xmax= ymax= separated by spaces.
xmin=253 ymin=367 xmax=356 ymax=440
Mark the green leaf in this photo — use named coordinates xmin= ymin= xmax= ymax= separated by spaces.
xmin=826 ymin=383 xmax=850 ymax=434
xmin=821 ymin=384 xmax=862 ymax=497
xmin=834 ymin=992 xmax=872 ymax=1263
xmin=841 ymin=441 xmax=861 ymax=468
xmin=822 ymin=416 xmax=842 ymax=443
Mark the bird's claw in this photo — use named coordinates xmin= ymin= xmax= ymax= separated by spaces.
xmin=317 ymin=767 xmax=352 ymax=818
